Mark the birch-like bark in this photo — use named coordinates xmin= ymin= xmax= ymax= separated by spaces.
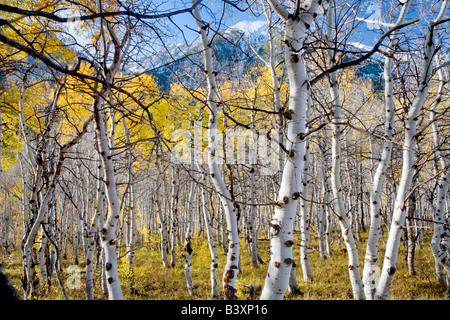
xmin=37 ymin=224 xmax=49 ymax=286
xmin=93 ymin=0 xmax=131 ymax=299
xmin=184 ymin=122 xmax=196 ymax=296
xmin=318 ymin=163 xmax=327 ymax=259
xmin=299 ymin=101 xmax=313 ymax=281
xmin=199 ymin=164 xmax=219 ymax=297
xmin=319 ymin=134 xmax=333 ymax=257
xmin=260 ymin=1 xmax=284 ymax=178
xmin=326 ymin=0 xmax=364 ymax=299
xmin=170 ymin=164 xmax=179 ymax=268
xmin=194 ymin=118 xmax=219 ymax=297
xmin=260 ymin=0 xmax=321 ymax=300
xmin=23 ymin=114 xmax=92 ymax=299
xmin=362 ymin=0 xmax=411 ymax=300
xmin=120 ymin=108 xmax=137 ymax=270
xmin=85 ymin=152 xmax=104 ymax=300
xmin=192 ymin=1 xmax=240 ymax=299
xmin=248 ymin=112 xmax=259 ymax=268
xmin=93 ymin=92 xmax=123 ymax=300
xmin=19 ymin=77 xmax=40 ymax=297
xmin=429 ymin=66 xmax=450 ymax=275
xmin=376 ymin=0 xmax=449 ymax=299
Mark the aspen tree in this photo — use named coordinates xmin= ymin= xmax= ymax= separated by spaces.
xmin=362 ymin=0 xmax=411 ymax=300
xmin=326 ymin=0 xmax=364 ymax=299
xmin=169 ymin=163 xmax=179 ymax=267
xmin=299 ymin=99 xmax=313 ymax=281
xmin=23 ymin=110 xmax=92 ymax=299
xmin=248 ymin=111 xmax=259 ymax=268
xmin=192 ymin=0 xmax=240 ymax=299
xmin=155 ymin=164 xmax=170 ymax=268
xmin=93 ymin=89 xmax=124 ymax=300
xmin=260 ymin=0 xmax=321 ymax=300
xmin=429 ymin=66 xmax=450 ymax=276
xmin=184 ymin=120 xmax=197 ymax=296
xmin=120 ymin=104 xmax=137 ymax=284
xmin=85 ymin=151 xmax=104 ymax=300
xmin=376 ymin=0 xmax=450 ymax=300
xmin=194 ymin=118 xmax=219 ymax=297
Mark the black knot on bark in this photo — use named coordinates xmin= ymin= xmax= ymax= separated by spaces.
xmin=270 ymin=221 xmax=281 ymax=237
xmin=105 ymin=262 xmax=112 ymax=271
xmin=387 ymin=267 xmax=396 ymax=275
xmin=284 ymin=240 xmax=294 ymax=247
xmin=284 ymin=258 xmax=294 ymax=265
xmin=224 ymin=269 xmax=235 ymax=283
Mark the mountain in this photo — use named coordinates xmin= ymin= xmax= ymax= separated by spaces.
xmin=137 ymin=20 xmax=383 ymax=92
xmin=134 ymin=20 xmax=270 ymax=91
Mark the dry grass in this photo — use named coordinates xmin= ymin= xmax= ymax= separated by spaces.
xmin=1 ymin=230 xmax=449 ymax=300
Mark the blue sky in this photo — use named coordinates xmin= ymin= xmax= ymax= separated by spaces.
xmin=167 ymin=1 xmax=266 ymax=44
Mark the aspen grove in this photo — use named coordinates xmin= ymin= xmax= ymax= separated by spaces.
xmin=0 ymin=0 xmax=449 ymax=301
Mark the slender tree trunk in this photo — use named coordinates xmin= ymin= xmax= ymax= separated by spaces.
xmin=362 ymin=1 xmax=411 ymax=299
xmin=260 ymin=0 xmax=321 ymax=300
xmin=170 ymin=164 xmax=179 ymax=268
xmin=376 ymin=1 xmax=449 ymax=299
xmin=85 ymin=153 xmax=104 ymax=300
xmin=192 ymin=1 xmax=240 ymax=300
xmin=299 ymin=102 xmax=313 ymax=281
xmin=94 ymin=93 xmax=123 ymax=300
xmin=429 ymin=66 xmax=450 ymax=276
xmin=326 ymin=0 xmax=364 ymax=299
xmin=184 ymin=122 xmax=197 ymax=296
xmin=198 ymin=164 xmax=219 ymax=298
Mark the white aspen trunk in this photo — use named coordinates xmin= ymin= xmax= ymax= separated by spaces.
xmin=320 ymin=138 xmax=333 ymax=257
xmin=299 ymin=102 xmax=313 ymax=281
xmin=121 ymin=110 xmax=137 ymax=269
xmin=376 ymin=1 xmax=449 ymax=299
xmin=23 ymin=185 xmax=49 ymax=298
xmin=19 ymin=77 xmax=40 ymax=298
xmin=192 ymin=1 xmax=240 ymax=300
xmin=19 ymin=77 xmax=37 ymax=172
xmin=157 ymin=191 xmax=169 ymax=268
xmin=362 ymin=1 xmax=411 ymax=299
xmin=429 ymin=67 xmax=450 ymax=275
xmin=85 ymin=154 xmax=104 ymax=300
xmin=93 ymin=0 xmax=129 ymax=299
xmin=94 ymin=94 xmax=123 ymax=300
xmin=170 ymin=164 xmax=179 ymax=268
xmin=248 ymin=161 xmax=259 ymax=267
xmin=248 ymin=112 xmax=259 ymax=268
xmin=194 ymin=119 xmax=219 ymax=297
xmin=318 ymin=138 xmax=331 ymax=259
xmin=184 ymin=181 xmax=196 ymax=296
xmin=326 ymin=0 xmax=364 ymax=299
xmin=317 ymin=175 xmax=327 ymax=260
xmin=260 ymin=0 xmax=321 ymax=300
xmin=199 ymin=165 xmax=219 ymax=298
xmin=261 ymin=0 xmax=284 ymax=179
xmin=184 ymin=124 xmax=196 ymax=296
xmin=155 ymin=160 xmax=170 ymax=268
xmin=37 ymin=224 xmax=49 ymax=286
xmin=24 ymin=114 xmax=92 ymax=298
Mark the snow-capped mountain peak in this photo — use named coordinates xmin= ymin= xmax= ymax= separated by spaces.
xmin=226 ymin=20 xmax=268 ymax=37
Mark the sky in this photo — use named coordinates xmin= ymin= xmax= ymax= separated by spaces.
xmin=166 ymin=1 xmax=266 ymax=44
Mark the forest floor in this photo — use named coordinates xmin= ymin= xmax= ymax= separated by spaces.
xmin=1 ymin=230 xmax=449 ymax=300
